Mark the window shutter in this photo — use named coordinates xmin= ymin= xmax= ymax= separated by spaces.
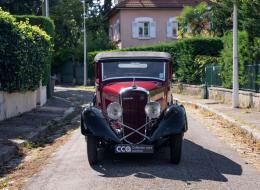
xmin=167 ymin=21 xmax=173 ymax=38
xmin=132 ymin=21 xmax=138 ymax=38
xmin=150 ymin=21 xmax=156 ymax=38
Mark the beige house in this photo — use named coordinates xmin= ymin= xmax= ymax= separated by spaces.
xmin=108 ymin=0 xmax=209 ymax=48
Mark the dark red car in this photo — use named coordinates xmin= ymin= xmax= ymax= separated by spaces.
xmin=81 ymin=52 xmax=188 ymax=165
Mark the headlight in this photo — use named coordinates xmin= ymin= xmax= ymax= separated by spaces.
xmin=107 ymin=102 xmax=122 ymax=120
xmin=145 ymin=102 xmax=161 ymax=119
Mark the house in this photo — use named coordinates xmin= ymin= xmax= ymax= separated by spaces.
xmin=108 ymin=0 xmax=210 ymax=48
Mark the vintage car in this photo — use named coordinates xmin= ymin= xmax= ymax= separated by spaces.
xmin=81 ymin=51 xmax=188 ymax=165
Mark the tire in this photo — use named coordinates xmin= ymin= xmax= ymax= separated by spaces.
xmin=170 ymin=133 xmax=183 ymax=164
xmin=81 ymin=117 xmax=88 ymax=135
xmin=87 ymin=135 xmax=98 ymax=165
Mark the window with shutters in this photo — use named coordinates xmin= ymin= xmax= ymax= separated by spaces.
xmin=167 ymin=17 xmax=178 ymax=39
xmin=132 ymin=17 xmax=156 ymax=39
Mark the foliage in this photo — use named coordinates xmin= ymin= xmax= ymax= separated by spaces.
xmin=177 ymin=2 xmax=211 ymax=37
xmin=178 ymin=0 xmax=260 ymax=62
xmin=50 ymin=0 xmax=114 ymax=68
xmin=14 ymin=15 xmax=55 ymax=85
xmin=240 ymin=0 xmax=260 ymax=41
xmin=194 ymin=56 xmax=220 ymax=83
xmin=0 ymin=9 xmax=52 ymax=92
xmin=15 ymin=15 xmax=55 ymax=37
xmin=219 ymin=31 xmax=251 ymax=88
xmin=86 ymin=37 xmax=223 ymax=84
xmin=209 ymin=0 xmax=234 ymax=37
xmin=0 ymin=0 xmax=43 ymax=15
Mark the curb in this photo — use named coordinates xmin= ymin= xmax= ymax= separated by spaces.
xmin=174 ymin=97 xmax=260 ymax=141
xmin=0 ymin=107 xmax=75 ymax=166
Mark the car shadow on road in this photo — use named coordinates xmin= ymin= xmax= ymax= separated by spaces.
xmin=90 ymin=139 xmax=242 ymax=183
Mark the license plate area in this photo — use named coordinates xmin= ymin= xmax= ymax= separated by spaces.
xmin=115 ymin=144 xmax=154 ymax=154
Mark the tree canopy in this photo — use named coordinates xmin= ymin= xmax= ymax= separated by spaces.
xmin=0 ymin=0 xmax=43 ymax=15
xmin=49 ymin=0 xmax=114 ymax=66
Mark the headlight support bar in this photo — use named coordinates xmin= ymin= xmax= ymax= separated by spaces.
xmin=118 ymin=121 xmax=153 ymax=143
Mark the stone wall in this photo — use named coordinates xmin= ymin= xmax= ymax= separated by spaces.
xmin=172 ymin=83 xmax=206 ymax=99
xmin=172 ymin=83 xmax=260 ymax=108
xmin=208 ymin=87 xmax=260 ymax=108
xmin=0 ymin=90 xmax=37 ymax=121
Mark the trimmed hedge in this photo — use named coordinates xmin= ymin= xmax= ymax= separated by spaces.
xmin=15 ymin=15 xmax=55 ymax=38
xmin=86 ymin=37 xmax=223 ymax=84
xmin=220 ymin=31 xmax=252 ymax=88
xmin=15 ymin=15 xmax=55 ymax=86
xmin=0 ymin=9 xmax=52 ymax=92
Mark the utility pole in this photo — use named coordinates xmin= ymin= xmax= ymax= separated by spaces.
xmin=44 ymin=0 xmax=49 ymax=17
xmin=232 ymin=0 xmax=239 ymax=108
xmin=82 ymin=0 xmax=88 ymax=86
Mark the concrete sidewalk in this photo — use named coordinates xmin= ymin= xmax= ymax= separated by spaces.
xmin=172 ymin=93 xmax=260 ymax=141
xmin=0 ymin=96 xmax=74 ymax=166
xmin=0 ymin=86 xmax=93 ymax=166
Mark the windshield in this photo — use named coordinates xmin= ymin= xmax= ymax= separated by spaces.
xmin=102 ymin=61 xmax=165 ymax=81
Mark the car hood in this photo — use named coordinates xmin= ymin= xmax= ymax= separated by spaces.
xmin=102 ymin=81 xmax=162 ymax=95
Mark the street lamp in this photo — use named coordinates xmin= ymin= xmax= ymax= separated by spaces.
xmin=232 ymin=0 xmax=239 ymax=108
xmin=81 ymin=0 xmax=88 ymax=86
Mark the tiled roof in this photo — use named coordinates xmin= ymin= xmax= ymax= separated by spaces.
xmin=116 ymin=0 xmax=211 ymax=8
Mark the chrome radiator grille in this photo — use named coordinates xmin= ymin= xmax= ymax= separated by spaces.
xmin=121 ymin=89 xmax=148 ymax=144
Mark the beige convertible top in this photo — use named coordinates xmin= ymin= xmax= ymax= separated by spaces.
xmin=94 ymin=51 xmax=171 ymax=62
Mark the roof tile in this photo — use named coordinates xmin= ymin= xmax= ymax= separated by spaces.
xmin=116 ymin=0 xmax=210 ymax=8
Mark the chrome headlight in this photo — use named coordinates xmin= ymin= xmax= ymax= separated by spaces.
xmin=107 ymin=102 xmax=122 ymax=120
xmin=145 ymin=102 xmax=161 ymax=119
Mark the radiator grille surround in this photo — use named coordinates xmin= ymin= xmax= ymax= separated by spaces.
xmin=120 ymin=87 xmax=149 ymax=144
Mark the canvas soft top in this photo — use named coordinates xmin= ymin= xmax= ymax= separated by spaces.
xmin=94 ymin=51 xmax=171 ymax=62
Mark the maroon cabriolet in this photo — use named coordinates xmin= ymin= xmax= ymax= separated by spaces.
xmin=81 ymin=52 xmax=188 ymax=165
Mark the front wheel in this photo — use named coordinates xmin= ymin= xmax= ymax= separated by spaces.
xmin=170 ymin=133 xmax=183 ymax=164
xmin=87 ymin=135 xmax=98 ymax=165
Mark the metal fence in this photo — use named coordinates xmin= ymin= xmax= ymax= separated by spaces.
xmin=205 ymin=64 xmax=260 ymax=92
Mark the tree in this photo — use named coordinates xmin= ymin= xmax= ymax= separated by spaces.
xmin=209 ymin=0 xmax=234 ymax=37
xmin=240 ymin=0 xmax=260 ymax=42
xmin=177 ymin=2 xmax=211 ymax=37
xmin=50 ymin=0 xmax=114 ymax=66
xmin=0 ymin=0 xmax=43 ymax=15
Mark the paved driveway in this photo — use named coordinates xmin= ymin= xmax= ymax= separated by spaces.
xmin=24 ymin=113 xmax=260 ymax=190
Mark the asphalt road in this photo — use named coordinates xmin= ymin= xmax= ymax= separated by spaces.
xmin=24 ymin=115 xmax=260 ymax=190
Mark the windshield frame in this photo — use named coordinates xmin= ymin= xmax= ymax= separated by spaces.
xmin=101 ymin=60 xmax=166 ymax=82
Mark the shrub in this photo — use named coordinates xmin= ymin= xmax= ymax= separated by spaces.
xmin=194 ymin=55 xmax=220 ymax=83
xmin=14 ymin=15 xmax=55 ymax=38
xmin=0 ymin=9 xmax=52 ymax=92
xmin=15 ymin=15 xmax=55 ymax=86
xmin=220 ymin=31 xmax=252 ymax=88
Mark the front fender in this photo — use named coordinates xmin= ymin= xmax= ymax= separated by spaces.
xmin=149 ymin=104 xmax=188 ymax=142
xmin=81 ymin=106 xmax=121 ymax=143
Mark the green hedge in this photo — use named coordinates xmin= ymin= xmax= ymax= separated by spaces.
xmin=15 ymin=15 xmax=55 ymax=38
xmin=0 ymin=9 xmax=52 ymax=92
xmin=15 ymin=15 xmax=54 ymax=86
xmin=86 ymin=37 xmax=223 ymax=84
xmin=220 ymin=31 xmax=252 ymax=88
